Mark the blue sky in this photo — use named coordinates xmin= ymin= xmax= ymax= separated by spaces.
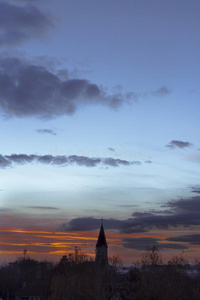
xmin=0 ymin=0 xmax=200 ymax=263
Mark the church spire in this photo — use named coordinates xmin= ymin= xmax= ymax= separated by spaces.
xmin=95 ymin=220 xmax=108 ymax=267
xmin=96 ymin=223 xmax=107 ymax=248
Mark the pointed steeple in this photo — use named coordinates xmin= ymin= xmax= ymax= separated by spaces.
xmin=96 ymin=224 xmax=108 ymax=248
xmin=95 ymin=220 xmax=108 ymax=267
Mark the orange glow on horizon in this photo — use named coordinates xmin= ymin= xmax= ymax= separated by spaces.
xmin=0 ymin=226 xmax=199 ymax=264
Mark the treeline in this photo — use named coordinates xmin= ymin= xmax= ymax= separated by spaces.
xmin=1 ymin=246 xmax=200 ymax=300
xmin=122 ymin=245 xmax=200 ymax=300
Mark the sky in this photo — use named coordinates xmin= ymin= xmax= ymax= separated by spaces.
xmin=0 ymin=0 xmax=200 ymax=265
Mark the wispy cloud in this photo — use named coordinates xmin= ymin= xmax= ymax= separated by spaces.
xmin=190 ymin=186 xmax=200 ymax=194
xmin=0 ymin=1 xmax=53 ymax=46
xmin=132 ymin=212 xmax=154 ymax=218
xmin=35 ymin=129 xmax=57 ymax=136
xmin=0 ymin=227 xmax=98 ymax=257
xmin=26 ymin=206 xmax=59 ymax=210
xmin=0 ymin=153 xmax=141 ymax=168
xmin=152 ymin=86 xmax=170 ymax=97
xmin=166 ymin=234 xmax=200 ymax=245
xmin=165 ymin=140 xmax=192 ymax=149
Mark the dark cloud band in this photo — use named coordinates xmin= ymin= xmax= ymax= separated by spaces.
xmin=63 ymin=196 xmax=200 ymax=234
xmin=166 ymin=234 xmax=200 ymax=245
xmin=0 ymin=154 xmax=141 ymax=168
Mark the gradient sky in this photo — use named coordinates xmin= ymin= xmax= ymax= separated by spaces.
xmin=0 ymin=0 xmax=200 ymax=265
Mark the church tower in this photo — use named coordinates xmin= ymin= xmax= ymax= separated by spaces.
xmin=95 ymin=221 xmax=108 ymax=267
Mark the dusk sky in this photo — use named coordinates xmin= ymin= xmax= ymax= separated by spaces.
xmin=0 ymin=0 xmax=200 ymax=265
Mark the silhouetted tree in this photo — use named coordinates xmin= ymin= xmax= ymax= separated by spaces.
xmin=50 ymin=248 xmax=96 ymax=300
xmin=0 ymin=263 xmax=18 ymax=299
xmin=121 ymin=246 xmax=200 ymax=300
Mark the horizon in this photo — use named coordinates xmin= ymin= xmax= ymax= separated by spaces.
xmin=1 ymin=220 xmax=199 ymax=266
xmin=0 ymin=0 xmax=200 ymax=265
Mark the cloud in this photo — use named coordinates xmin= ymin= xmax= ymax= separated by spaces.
xmin=63 ymin=217 xmax=147 ymax=234
xmin=118 ymin=204 xmax=138 ymax=208
xmin=26 ymin=206 xmax=59 ymax=210
xmin=130 ymin=213 xmax=200 ymax=229
xmin=152 ymin=86 xmax=171 ymax=97
xmin=63 ymin=217 xmax=100 ymax=231
xmin=165 ymin=140 xmax=192 ymax=149
xmin=132 ymin=212 xmax=154 ymax=218
xmin=0 ymin=57 xmax=170 ymax=119
xmin=0 ymin=155 xmax=12 ymax=168
xmin=35 ymin=129 xmax=56 ymax=135
xmin=190 ymin=186 xmax=200 ymax=194
xmin=127 ymin=196 xmax=200 ymax=230
xmin=63 ymin=196 xmax=200 ymax=235
xmin=148 ymin=209 xmax=173 ymax=215
xmin=129 ymin=196 xmax=200 ymax=230
xmin=145 ymin=160 xmax=152 ymax=164
xmin=0 ymin=57 xmax=135 ymax=119
xmin=0 ymin=1 xmax=53 ymax=45
xmin=166 ymin=234 xmax=200 ymax=245
xmin=62 ymin=197 xmax=200 ymax=249
xmin=4 ymin=154 xmax=36 ymax=164
xmin=0 ymin=153 xmax=140 ymax=169
xmin=164 ymin=196 xmax=200 ymax=213
xmin=157 ymin=243 xmax=188 ymax=250
xmin=122 ymin=237 xmax=187 ymax=250
xmin=68 ymin=155 xmax=101 ymax=167
xmin=0 ymin=224 xmax=110 ymax=258
xmin=63 ymin=214 xmax=178 ymax=233
xmin=103 ymin=158 xmax=140 ymax=167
